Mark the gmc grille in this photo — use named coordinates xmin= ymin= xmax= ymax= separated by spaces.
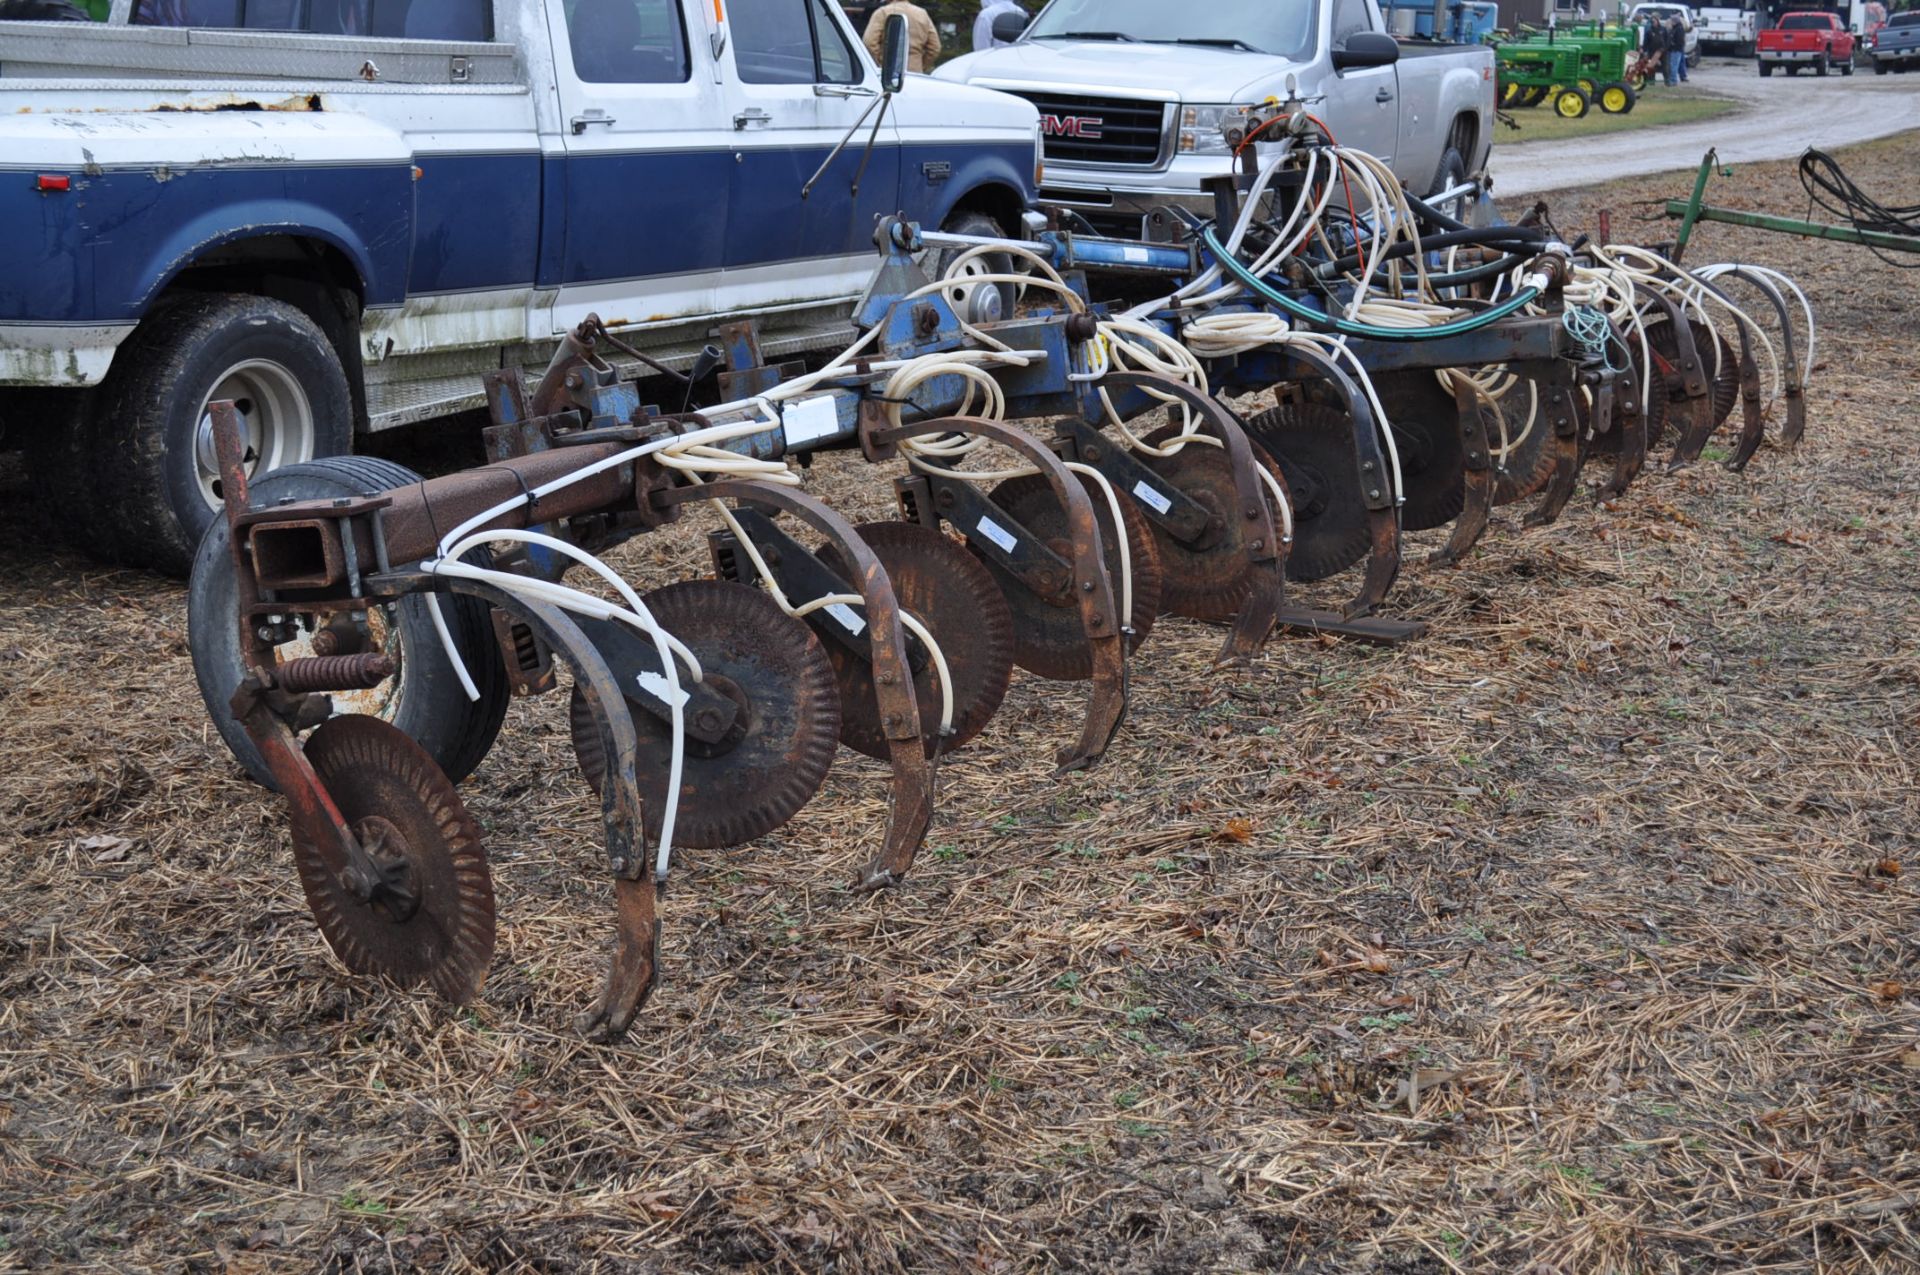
xmin=1012 ymin=92 xmax=1167 ymax=167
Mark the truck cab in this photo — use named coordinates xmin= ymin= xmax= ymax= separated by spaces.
xmin=0 ymin=0 xmax=1041 ymax=573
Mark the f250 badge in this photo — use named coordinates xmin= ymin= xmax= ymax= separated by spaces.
xmin=1041 ymin=114 xmax=1103 ymax=140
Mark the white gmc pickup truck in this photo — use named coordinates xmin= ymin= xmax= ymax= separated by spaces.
xmin=936 ymin=0 xmax=1496 ymax=238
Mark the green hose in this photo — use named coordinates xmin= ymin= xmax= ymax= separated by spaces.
xmin=1200 ymin=228 xmax=1544 ymax=341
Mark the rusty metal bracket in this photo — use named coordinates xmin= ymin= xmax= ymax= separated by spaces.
xmin=1599 ymin=338 xmax=1649 ymax=503
xmin=1525 ymin=362 xmax=1588 ymax=528
xmin=1093 ymin=371 xmax=1285 ymax=663
xmin=1431 ymin=376 xmax=1496 ymax=567
xmin=1705 ymin=266 xmax=1807 ymax=465
xmin=430 ymin=579 xmax=657 ymax=1043
xmin=870 ymin=415 xmax=1128 ymax=772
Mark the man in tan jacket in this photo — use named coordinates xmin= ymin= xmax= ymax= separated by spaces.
xmin=863 ymin=0 xmax=942 ymax=74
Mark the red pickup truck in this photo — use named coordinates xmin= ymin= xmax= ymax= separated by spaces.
xmin=1757 ymin=11 xmax=1857 ymax=76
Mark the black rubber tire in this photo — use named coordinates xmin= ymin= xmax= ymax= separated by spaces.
xmin=1553 ymin=87 xmax=1591 ymax=119
xmin=1426 ymin=147 xmax=1472 ymax=225
xmin=1840 ymin=57 xmax=1853 ymax=76
xmin=1816 ymin=54 xmax=1829 ymax=76
xmin=13 ymin=388 xmax=117 ymax=558
xmin=1598 ymin=80 xmax=1637 ymax=114
xmin=1520 ymin=86 xmax=1551 ymax=108
xmin=88 ymin=293 xmax=352 ymax=577
xmin=188 ymin=456 xmax=511 ymax=790
xmin=1875 ymin=59 xmax=1888 ymax=73
xmin=935 ymin=211 xmax=1018 ymax=325
xmin=1759 ymin=62 xmax=1772 ymax=76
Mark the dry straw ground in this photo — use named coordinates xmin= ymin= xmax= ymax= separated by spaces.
xmin=1 ymin=138 xmax=1916 ymax=1274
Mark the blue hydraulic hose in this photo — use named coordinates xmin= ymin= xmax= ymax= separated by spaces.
xmin=1200 ymin=228 xmax=1544 ymax=341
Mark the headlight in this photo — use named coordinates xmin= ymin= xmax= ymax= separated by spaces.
xmin=1178 ymin=104 xmax=1244 ymax=157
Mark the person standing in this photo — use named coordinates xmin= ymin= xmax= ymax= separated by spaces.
xmin=1669 ymin=14 xmax=1690 ymax=82
xmin=864 ymin=0 xmax=942 ymax=74
xmin=1644 ymin=12 xmax=1673 ymax=86
xmin=973 ymin=0 xmax=1023 ymax=51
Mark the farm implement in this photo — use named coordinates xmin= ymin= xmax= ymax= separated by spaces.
xmin=189 ymin=101 xmax=1814 ymax=1041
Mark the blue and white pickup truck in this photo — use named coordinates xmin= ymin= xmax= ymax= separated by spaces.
xmin=0 ymin=0 xmax=1041 ymax=572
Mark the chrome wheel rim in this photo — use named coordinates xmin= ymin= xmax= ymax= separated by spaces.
xmin=192 ymin=358 xmax=317 ymax=509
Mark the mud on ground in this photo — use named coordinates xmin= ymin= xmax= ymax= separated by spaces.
xmin=0 ymin=137 xmax=1915 ymax=1274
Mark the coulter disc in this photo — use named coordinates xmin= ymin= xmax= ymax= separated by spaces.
xmin=569 ymin=579 xmax=839 ymax=849
xmin=814 ymin=521 xmax=1014 ymax=761
xmin=1138 ymin=424 xmax=1275 ymax=620
xmin=1243 ymin=400 xmax=1373 ymax=582
xmin=1488 ymin=375 xmax=1557 ymax=505
xmin=297 ymin=714 xmax=495 ymax=1004
xmin=972 ymin=471 xmax=1163 ymax=682
xmin=1644 ymin=313 xmax=1740 ymax=437
xmin=1369 ymin=371 xmax=1466 ymax=532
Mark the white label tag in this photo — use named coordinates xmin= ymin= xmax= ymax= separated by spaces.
xmin=825 ymin=602 xmax=866 ymax=635
xmin=975 ymin=514 xmax=1017 ymax=554
xmin=1122 ymin=245 xmax=1151 ymax=263
xmin=780 ymin=395 xmax=840 ymax=447
xmin=1131 ymin=480 xmax=1173 ymax=514
xmin=636 ymin=670 xmax=689 ymax=709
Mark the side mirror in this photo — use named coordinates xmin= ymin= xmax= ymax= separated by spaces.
xmin=881 ymin=12 xmax=909 ymax=92
xmin=991 ymin=9 xmax=1029 ymax=42
xmin=1331 ymin=30 xmax=1401 ymax=70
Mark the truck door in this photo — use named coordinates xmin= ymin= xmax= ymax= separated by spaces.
xmin=545 ymin=0 xmax=733 ymax=334
xmin=1321 ymin=0 xmax=1398 ymax=165
xmin=714 ymin=0 xmax=902 ymax=315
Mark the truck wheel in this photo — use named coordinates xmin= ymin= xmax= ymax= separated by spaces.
xmin=188 ymin=456 xmax=511 ymax=791
xmin=89 ymin=293 xmax=351 ymax=577
xmin=1598 ymin=81 xmax=1637 ymax=113
xmin=935 ymin=212 xmax=1018 ymax=326
xmin=1425 ymin=147 xmax=1473 ymax=225
xmin=1875 ymin=58 xmax=1887 ymax=73
xmin=1553 ymin=87 xmax=1591 ymax=119
xmin=1816 ymin=54 xmax=1829 ymax=76
xmin=1839 ymin=55 xmax=1853 ymax=76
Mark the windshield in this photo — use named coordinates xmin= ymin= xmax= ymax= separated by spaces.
xmin=1890 ymin=11 xmax=1920 ymax=26
xmin=1780 ymin=13 xmax=1830 ymax=27
xmin=1025 ymin=0 xmax=1318 ymax=59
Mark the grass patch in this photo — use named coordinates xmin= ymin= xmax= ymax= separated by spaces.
xmin=1500 ymin=90 xmax=1738 ymax=144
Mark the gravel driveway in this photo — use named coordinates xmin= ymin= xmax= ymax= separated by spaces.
xmin=1490 ymin=58 xmax=1920 ymax=197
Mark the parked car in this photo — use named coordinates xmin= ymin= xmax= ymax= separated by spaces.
xmin=1627 ymin=2 xmax=1701 ymax=64
xmin=0 ymin=0 xmax=1042 ymax=574
xmin=1866 ymin=8 xmax=1920 ymax=71
xmin=933 ymin=0 xmax=1495 ymax=239
xmin=1756 ymin=10 xmax=1856 ymax=74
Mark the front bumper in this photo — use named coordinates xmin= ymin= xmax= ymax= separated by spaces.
xmin=1036 ymin=153 xmax=1252 ymax=237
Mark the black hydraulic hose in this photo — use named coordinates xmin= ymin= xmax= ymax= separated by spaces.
xmin=1404 ymin=189 xmax=1470 ymax=233
xmin=1309 ymin=225 xmax=1549 ymax=279
xmin=1423 ymin=252 xmax=1534 ymax=288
